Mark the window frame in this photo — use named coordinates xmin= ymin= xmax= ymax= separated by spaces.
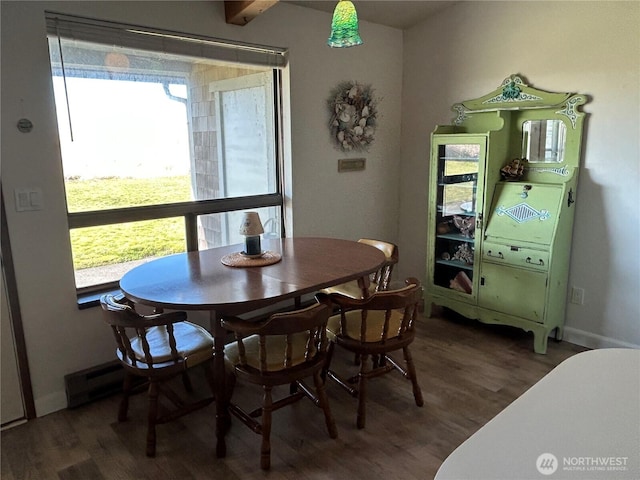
xmin=46 ymin=13 xmax=288 ymax=303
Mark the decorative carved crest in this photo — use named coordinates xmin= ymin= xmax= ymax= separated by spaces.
xmin=452 ymin=74 xmax=585 ymax=127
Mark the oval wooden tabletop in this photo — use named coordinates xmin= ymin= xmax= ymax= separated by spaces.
xmin=119 ymin=237 xmax=386 ymax=315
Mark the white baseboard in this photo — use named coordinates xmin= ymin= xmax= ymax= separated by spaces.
xmin=563 ymin=327 xmax=640 ymax=350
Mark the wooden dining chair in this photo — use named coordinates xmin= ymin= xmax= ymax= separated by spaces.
xmin=222 ymin=302 xmax=338 ymax=470
xmin=317 ymin=278 xmax=424 ymax=429
xmin=320 ymin=238 xmax=399 ymax=299
xmin=100 ymin=294 xmax=219 ymax=457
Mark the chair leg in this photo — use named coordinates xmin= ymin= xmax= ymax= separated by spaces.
xmin=203 ymin=361 xmax=216 ymax=396
xmin=202 ymin=361 xmax=234 ymax=434
xmin=181 ymin=371 xmax=193 ymax=393
xmin=260 ymin=386 xmax=273 ymax=470
xmin=371 ymin=354 xmax=387 ymax=368
xmin=403 ymin=346 xmax=424 ymax=407
xmin=321 ymin=342 xmax=336 ymax=383
xmin=356 ymin=354 xmax=368 ymax=429
xmin=146 ymin=382 xmax=159 ymax=457
xmin=118 ymin=372 xmax=134 ymax=422
xmin=312 ymin=370 xmax=338 ymax=439
xmin=225 ymin=371 xmax=237 ymax=404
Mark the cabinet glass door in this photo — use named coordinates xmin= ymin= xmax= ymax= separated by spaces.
xmin=431 ymin=138 xmax=485 ymax=295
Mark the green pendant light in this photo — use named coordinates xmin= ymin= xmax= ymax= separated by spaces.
xmin=327 ymin=0 xmax=363 ymax=48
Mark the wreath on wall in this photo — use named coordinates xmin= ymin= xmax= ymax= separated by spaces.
xmin=327 ymin=81 xmax=379 ymax=152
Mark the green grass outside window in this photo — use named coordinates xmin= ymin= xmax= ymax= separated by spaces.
xmin=67 ymin=176 xmax=191 ymax=270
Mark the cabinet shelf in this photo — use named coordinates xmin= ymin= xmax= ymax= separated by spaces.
xmin=437 ymin=207 xmax=476 ymax=217
xmin=439 ymin=156 xmax=480 ymax=162
xmin=438 ymin=173 xmax=478 ymax=184
xmin=435 ymin=259 xmax=474 ymax=271
xmin=437 ymin=233 xmax=475 ymax=243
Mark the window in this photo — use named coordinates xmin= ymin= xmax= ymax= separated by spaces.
xmin=46 ymin=13 xmax=288 ymax=296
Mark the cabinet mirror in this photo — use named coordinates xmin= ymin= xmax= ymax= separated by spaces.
xmin=522 ymin=119 xmax=566 ymax=163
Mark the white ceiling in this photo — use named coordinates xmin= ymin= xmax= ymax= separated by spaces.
xmin=284 ymin=1 xmax=456 ymax=30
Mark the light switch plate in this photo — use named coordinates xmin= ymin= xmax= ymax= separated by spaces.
xmin=14 ymin=187 xmax=42 ymax=212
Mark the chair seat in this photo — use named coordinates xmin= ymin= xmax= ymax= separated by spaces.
xmin=320 ymin=280 xmax=377 ymax=299
xmin=225 ymin=331 xmax=312 ymax=372
xmin=127 ymin=322 xmax=214 ymax=368
xmin=326 ymin=309 xmax=405 ymax=343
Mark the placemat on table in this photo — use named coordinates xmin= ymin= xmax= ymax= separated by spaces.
xmin=220 ymin=251 xmax=282 ymax=268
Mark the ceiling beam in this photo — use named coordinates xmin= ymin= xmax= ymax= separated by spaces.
xmin=224 ymin=1 xmax=279 ymax=26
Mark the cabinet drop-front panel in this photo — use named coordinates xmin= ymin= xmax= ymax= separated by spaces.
xmin=485 ymin=183 xmax=562 ymax=246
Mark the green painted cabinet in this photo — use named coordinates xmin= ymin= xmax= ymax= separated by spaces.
xmin=425 ymin=75 xmax=587 ymax=353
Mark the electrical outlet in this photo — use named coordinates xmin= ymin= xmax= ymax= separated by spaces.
xmin=570 ymin=286 xmax=585 ymax=305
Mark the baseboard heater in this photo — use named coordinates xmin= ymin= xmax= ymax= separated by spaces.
xmin=65 ymin=360 xmax=126 ymax=408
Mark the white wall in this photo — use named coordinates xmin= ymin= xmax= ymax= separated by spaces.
xmin=399 ymin=1 xmax=640 ymax=349
xmin=0 ymin=1 xmax=402 ymax=416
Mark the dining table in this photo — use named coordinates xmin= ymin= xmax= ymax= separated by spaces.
xmin=119 ymin=236 xmax=386 ymax=457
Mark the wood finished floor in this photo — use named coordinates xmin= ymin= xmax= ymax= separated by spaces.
xmin=1 ymin=312 xmax=588 ymax=480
